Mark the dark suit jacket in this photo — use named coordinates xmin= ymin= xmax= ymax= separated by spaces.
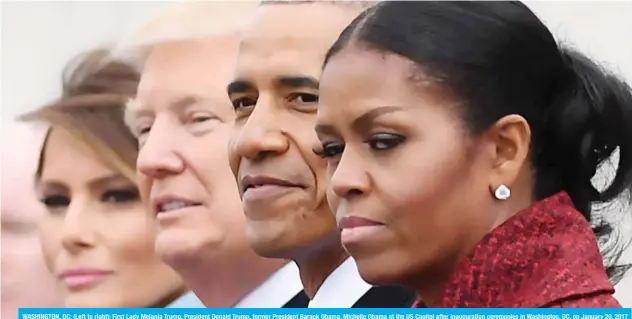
xmin=283 ymin=285 xmax=416 ymax=308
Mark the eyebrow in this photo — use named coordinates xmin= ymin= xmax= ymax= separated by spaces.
xmin=315 ymin=106 xmax=404 ymax=136
xmin=227 ymin=80 xmax=254 ymax=96
xmin=226 ymin=75 xmax=320 ymax=96
xmin=37 ymin=174 xmax=133 ymax=194
xmin=356 ymin=106 xmax=403 ymax=124
xmin=170 ymin=94 xmax=206 ymax=111
xmin=276 ymin=76 xmax=319 ymax=90
xmin=125 ymin=94 xmax=208 ymax=121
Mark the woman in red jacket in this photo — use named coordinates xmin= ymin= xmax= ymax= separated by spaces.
xmin=314 ymin=1 xmax=632 ymax=307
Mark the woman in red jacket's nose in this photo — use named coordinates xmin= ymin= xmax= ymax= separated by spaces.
xmin=315 ymin=1 xmax=632 ymax=308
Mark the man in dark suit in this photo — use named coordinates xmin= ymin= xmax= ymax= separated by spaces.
xmin=227 ymin=0 xmax=416 ymax=308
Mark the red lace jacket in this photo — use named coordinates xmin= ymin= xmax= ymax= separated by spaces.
xmin=416 ymin=192 xmax=622 ymax=308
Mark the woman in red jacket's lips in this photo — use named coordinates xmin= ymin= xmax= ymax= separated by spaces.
xmin=315 ymin=1 xmax=632 ymax=308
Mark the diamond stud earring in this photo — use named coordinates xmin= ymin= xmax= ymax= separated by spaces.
xmin=494 ymin=184 xmax=511 ymax=200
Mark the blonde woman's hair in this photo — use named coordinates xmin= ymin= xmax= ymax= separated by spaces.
xmin=21 ymin=48 xmax=140 ymax=181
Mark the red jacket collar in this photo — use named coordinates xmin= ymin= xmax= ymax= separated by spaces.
xmin=418 ymin=192 xmax=615 ymax=307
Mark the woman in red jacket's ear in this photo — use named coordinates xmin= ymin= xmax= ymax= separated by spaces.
xmin=315 ymin=1 xmax=632 ymax=308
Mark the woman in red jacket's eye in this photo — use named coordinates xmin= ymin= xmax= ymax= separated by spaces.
xmin=316 ymin=1 xmax=632 ymax=308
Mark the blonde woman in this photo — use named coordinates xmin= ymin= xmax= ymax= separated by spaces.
xmin=21 ymin=49 xmax=200 ymax=308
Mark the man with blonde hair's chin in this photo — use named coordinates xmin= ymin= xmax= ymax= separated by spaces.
xmin=118 ymin=0 xmax=305 ymax=308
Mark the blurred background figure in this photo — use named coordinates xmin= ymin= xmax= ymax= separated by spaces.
xmin=1 ymin=123 xmax=63 ymax=318
xmin=119 ymin=1 xmax=300 ymax=307
xmin=19 ymin=49 xmax=191 ymax=308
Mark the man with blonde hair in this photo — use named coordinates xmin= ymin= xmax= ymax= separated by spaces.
xmin=120 ymin=1 xmax=304 ymax=307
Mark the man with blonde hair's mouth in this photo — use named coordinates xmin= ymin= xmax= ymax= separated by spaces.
xmin=120 ymin=1 xmax=304 ymax=307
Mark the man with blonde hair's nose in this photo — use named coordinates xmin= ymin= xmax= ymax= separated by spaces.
xmin=120 ymin=1 xmax=305 ymax=307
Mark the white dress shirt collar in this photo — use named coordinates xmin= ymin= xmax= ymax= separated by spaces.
xmin=308 ymin=257 xmax=372 ymax=308
xmin=234 ymin=262 xmax=303 ymax=308
xmin=167 ymin=291 xmax=205 ymax=308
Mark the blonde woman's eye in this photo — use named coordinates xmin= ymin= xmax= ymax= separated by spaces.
xmin=41 ymin=195 xmax=70 ymax=208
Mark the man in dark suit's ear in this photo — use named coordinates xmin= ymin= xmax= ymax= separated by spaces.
xmin=227 ymin=0 xmax=416 ymax=308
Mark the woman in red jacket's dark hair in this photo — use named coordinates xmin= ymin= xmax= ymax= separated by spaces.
xmin=314 ymin=1 xmax=632 ymax=307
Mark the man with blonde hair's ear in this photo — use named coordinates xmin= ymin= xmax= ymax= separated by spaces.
xmin=119 ymin=1 xmax=304 ymax=307
xmin=2 ymin=122 xmax=62 ymax=317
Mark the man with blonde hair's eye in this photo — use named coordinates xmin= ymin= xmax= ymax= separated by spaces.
xmin=120 ymin=1 xmax=305 ymax=307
